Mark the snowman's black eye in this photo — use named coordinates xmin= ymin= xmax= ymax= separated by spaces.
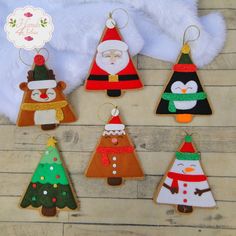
xmin=190 ymin=164 xmax=196 ymax=167
xmin=177 ymin=163 xmax=184 ymax=166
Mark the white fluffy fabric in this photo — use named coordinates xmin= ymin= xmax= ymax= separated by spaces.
xmin=0 ymin=0 xmax=226 ymax=122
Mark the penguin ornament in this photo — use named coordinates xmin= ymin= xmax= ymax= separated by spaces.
xmin=156 ymin=43 xmax=212 ymax=123
xmin=153 ymin=135 xmax=216 ymax=214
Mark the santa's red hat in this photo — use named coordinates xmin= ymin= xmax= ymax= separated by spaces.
xmin=97 ymin=18 xmax=128 ymax=53
xmin=105 ymin=108 xmax=125 ymax=131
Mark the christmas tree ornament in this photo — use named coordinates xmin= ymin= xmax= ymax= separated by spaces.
xmin=17 ymin=50 xmax=77 ymax=130
xmin=85 ymin=9 xmax=143 ymax=97
xmin=20 ymin=137 xmax=78 ymax=217
xmin=85 ymin=105 xmax=144 ymax=186
xmin=156 ymin=26 xmax=212 ymax=123
xmin=153 ymin=134 xmax=216 ymax=214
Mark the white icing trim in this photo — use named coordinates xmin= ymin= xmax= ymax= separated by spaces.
xmin=97 ymin=40 xmax=128 ymax=52
xmin=105 ymin=124 xmax=125 ymax=131
xmin=28 ymin=80 xmax=57 ymax=90
xmin=103 ymin=130 xmax=126 ymax=136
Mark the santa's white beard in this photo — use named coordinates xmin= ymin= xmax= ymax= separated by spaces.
xmin=96 ymin=52 xmax=129 ymax=75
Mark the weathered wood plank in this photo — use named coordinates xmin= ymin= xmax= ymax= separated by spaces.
xmin=1 ymin=86 xmax=236 ymax=126
xmin=0 ymin=151 xmax=234 ymax=177
xmin=0 ymin=222 xmax=63 ymax=236
xmin=199 ymin=0 xmax=236 ymax=9
xmin=1 ymin=173 xmax=235 ymax=201
xmin=0 ymin=126 xmax=235 ymax=153
xmin=4 ymin=173 xmax=137 ymax=199
xmin=137 ymin=176 xmax=236 ymax=201
xmin=73 ymin=86 xmax=236 ymax=126
xmin=140 ymin=70 xmax=236 ymax=86
xmin=138 ymin=53 xmax=236 ymax=70
xmin=0 ymin=197 xmax=235 ymax=228
xmin=64 ymin=224 xmax=236 ymax=236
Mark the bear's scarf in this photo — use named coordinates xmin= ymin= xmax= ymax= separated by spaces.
xmin=21 ymin=101 xmax=68 ymax=121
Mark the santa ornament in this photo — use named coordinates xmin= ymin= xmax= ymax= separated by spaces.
xmin=156 ymin=27 xmax=212 ymax=123
xmin=17 ymin=53 xmax=77 ymax=130
xmin=20 ymin=137 xmax=78 ymax=217
xmin=85 ymin=12 xmax=143 ymax=97
xmin=153 ymin=134 xmax=216 ymax=214
xmin=85 ymin=107 xmax=144 ymax=186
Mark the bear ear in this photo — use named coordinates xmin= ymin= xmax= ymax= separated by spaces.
xmin=19 ymin=82 xmax=28 ymax=91
xmin=57 ymin=81 xmax=66 ymax=91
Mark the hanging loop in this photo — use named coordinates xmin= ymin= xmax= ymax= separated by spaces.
xmin=97 ymin=102 xmax=118 ymax=123
xmin=35 ymin=47 xmax=50 ymax=62
xmin=109 ymin=8 xmax=129 ymax=29
xmin=19 ymin=48 xmax=49 ymax=66
xmin=183 ymin=25 xmax=201 ymax=45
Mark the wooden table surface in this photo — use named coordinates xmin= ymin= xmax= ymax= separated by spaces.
xmin=0 ymin=1 xmax=236 ymax=235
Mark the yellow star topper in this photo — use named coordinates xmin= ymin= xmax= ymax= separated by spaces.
xmin=47 ymin=137 xmax=57 ymax=147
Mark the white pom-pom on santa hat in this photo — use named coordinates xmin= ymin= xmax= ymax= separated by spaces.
xmin=105 ymin=108 xmax=125 ymax=131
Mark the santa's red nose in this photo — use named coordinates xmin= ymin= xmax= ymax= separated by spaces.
xmin=40 ymin=93 xmax=48 ymax=99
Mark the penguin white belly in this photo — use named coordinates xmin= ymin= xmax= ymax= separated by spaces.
xmin=174 ymin=101 xmax=197 ymax=110
xmin=34 ymin=109 xmax=59 ymax=125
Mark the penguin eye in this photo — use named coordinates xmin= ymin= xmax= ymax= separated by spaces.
xmin=174 ymin=87 xmax=182 ymax=91
xmin=177 ymin=163 xmax=184 ymax=166
xmin=187 ymin=87 xmax=193 ymax=90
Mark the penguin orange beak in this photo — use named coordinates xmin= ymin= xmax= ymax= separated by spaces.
xmin=181 ymin=88 xmax=187 ymax=94
xmin=184 ymin=167 xmax=195 ymax=173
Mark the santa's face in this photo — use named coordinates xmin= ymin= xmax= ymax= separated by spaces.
xmin=96 ymin=49 xmax=129 ymax=75
xmin=170 ymin=159 xmax=204 ymax=175
xmin=31 ymin=88 xmax=56 ymax=102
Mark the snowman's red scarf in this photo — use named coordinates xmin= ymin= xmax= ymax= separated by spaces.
xmin=167 ymin=172 xmax=207 ymax=190
xmin=96 ymin=146 xmax=135 ymax=166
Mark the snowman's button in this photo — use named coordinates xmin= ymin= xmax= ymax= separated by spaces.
xmin=183 ymin=190 xmax=187 ymax=195
xmin=113 ymin=164 xmax=117 ymax=168
xmin=183 ymin=199 xmax=187 ymax=203
xmin=183 ymin=183 xmax=188 ymax=187
xmin=112 ymin=157 xmax=117 ymax=161
xmin=112 ymin=171 xmax=117 ymax=175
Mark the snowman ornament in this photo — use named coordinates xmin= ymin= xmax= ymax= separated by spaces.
xmin=154 ymin=135 xmax=216 ymax=214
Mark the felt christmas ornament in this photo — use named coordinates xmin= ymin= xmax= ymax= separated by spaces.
xmin=20 ymin=137 xmax=78 ymax=217
xmin=85 ymin=13 xmax=143 ymax=97
xmin=153 ymin=135 xmax=216 ymax=214
xmin=156 ymin=43 xmax=212 ymax=123
xmin=1 ymin=1 xmax=226 ymax=122
xmin=17 ymin=54 xmax=77 ymax=130
xmin=85 ymin=107 xmax=144 ymax=186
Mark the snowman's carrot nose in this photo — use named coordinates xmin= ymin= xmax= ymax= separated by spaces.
xmin=184 ymin=167 xmax=195 ymax=173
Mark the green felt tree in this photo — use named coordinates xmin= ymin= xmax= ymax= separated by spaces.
xmin=20 ymin=137 xmax=77 ymax=217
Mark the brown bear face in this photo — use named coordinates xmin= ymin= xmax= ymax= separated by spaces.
xmin=19 ymin=81 xmax=67 ymax=103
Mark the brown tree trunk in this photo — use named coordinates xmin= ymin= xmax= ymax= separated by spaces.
xmin=107 ymin=177 xmax=123 ymax=186
xmin=41 ymin=206 xmax=57 ymax=217
xmin=177 ymin=204 xmax=193 ymax=213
